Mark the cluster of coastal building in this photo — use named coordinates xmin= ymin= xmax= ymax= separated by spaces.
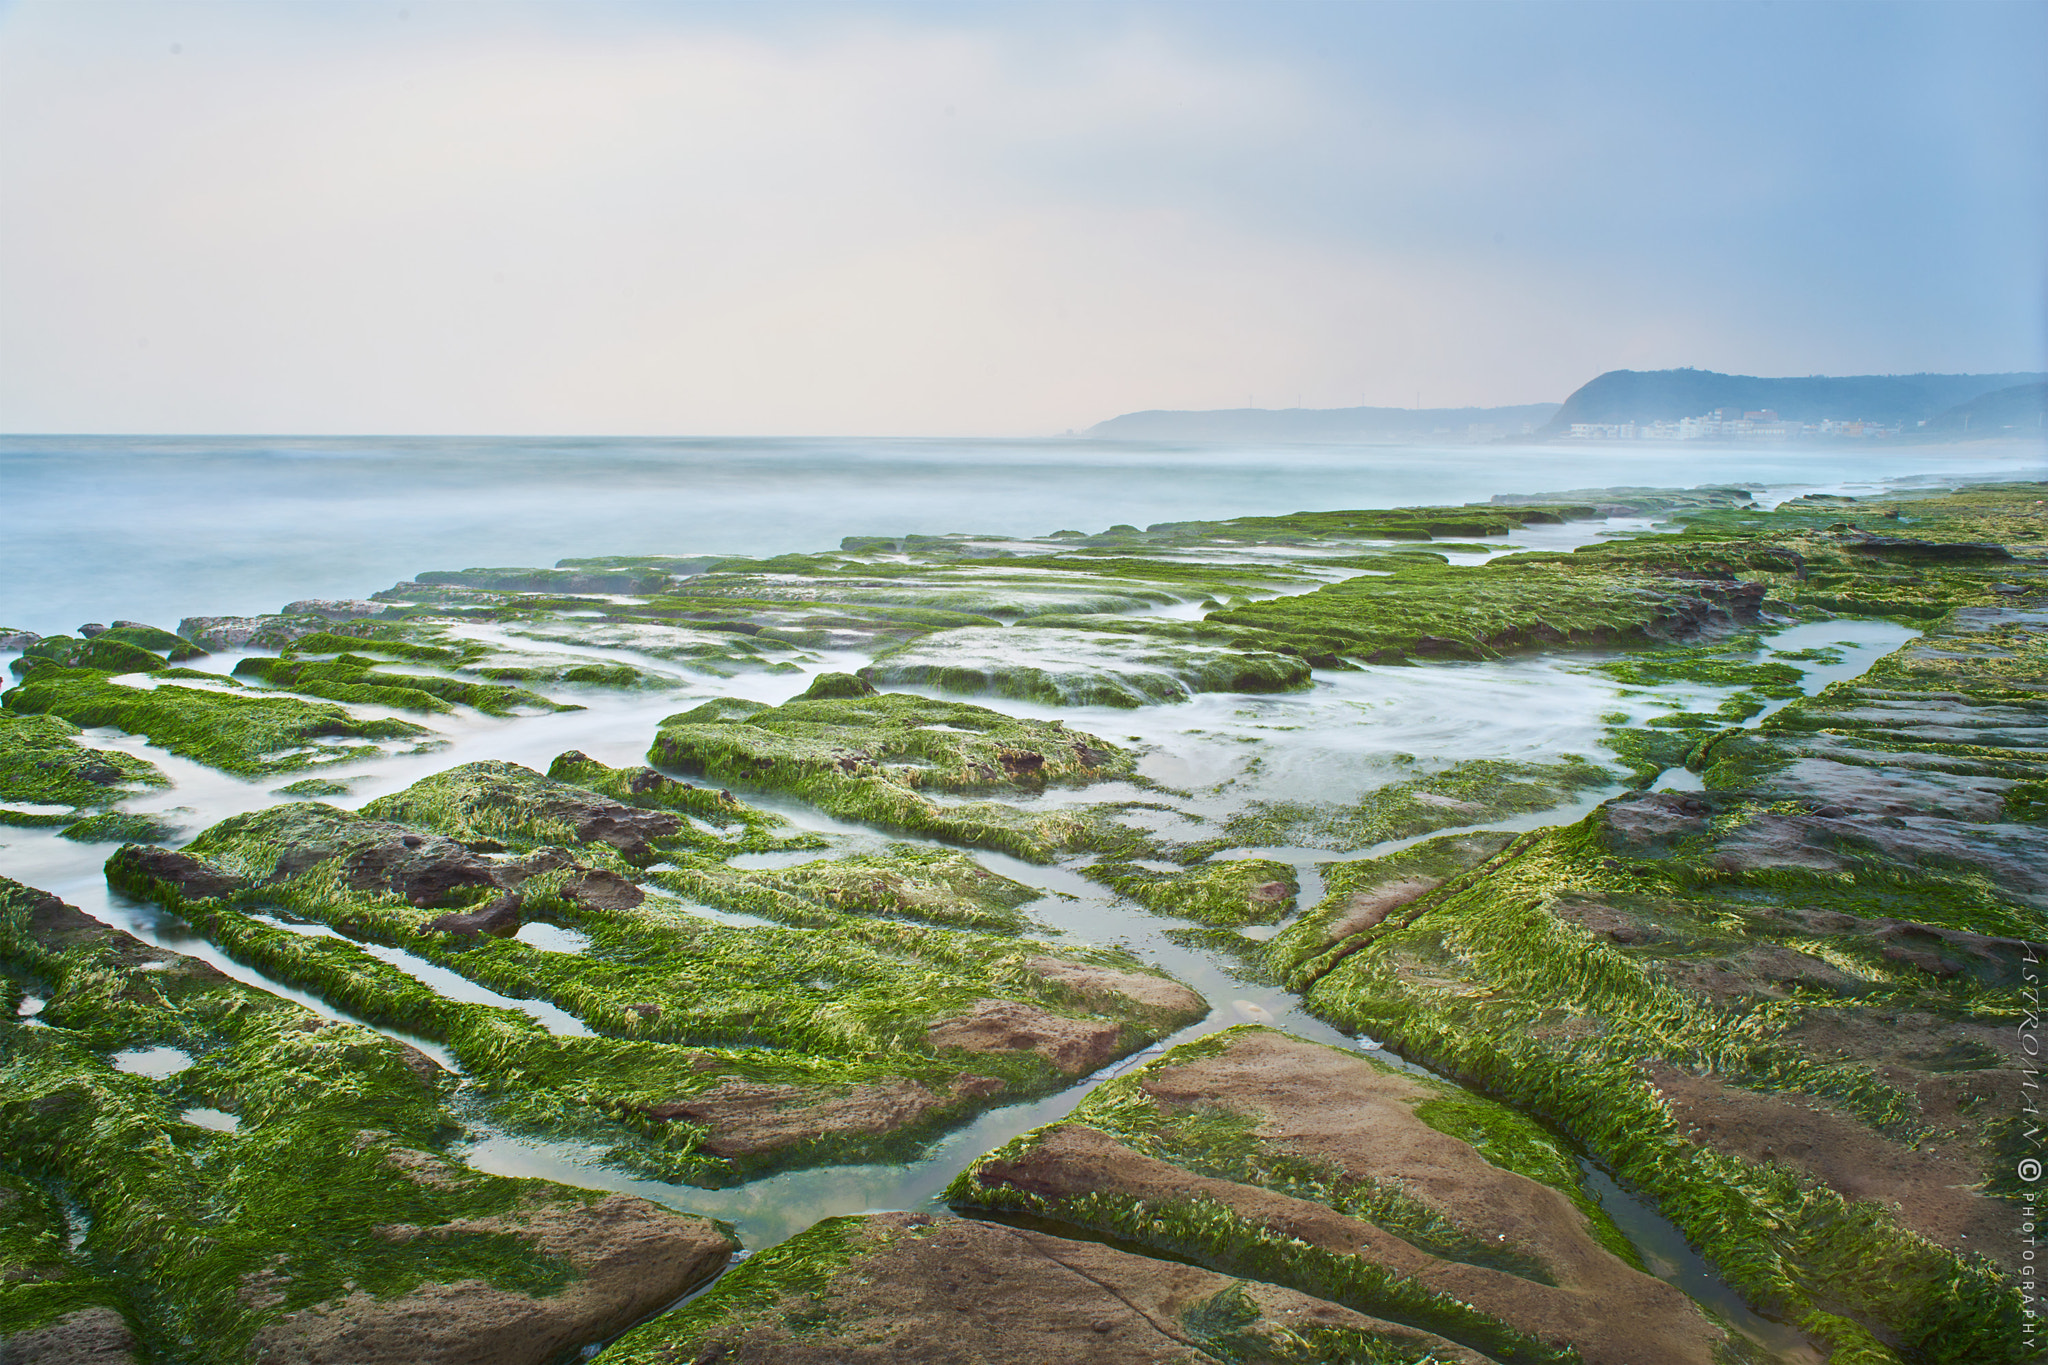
xmin=1566 ymin=408 xmax=1900 ymax=440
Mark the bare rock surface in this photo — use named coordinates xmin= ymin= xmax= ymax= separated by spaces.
xmin=255 ymin=1194 xmax=733 ymax=1365
xmin=0 ymin=1307 xmax=144 ymax=1364
xmin=595 ymin=1211 xmax=1491 ymax=1364
xmin=637 ymin=1076 xmax=1001 ymax=1160
xmin=1023 ymin=955 xmax=1206 ymax=1020
xmin=1642 ymin=1061 xmax=2016 ymax=1263
xmin=925 ymin=999 xmax=1128 ymax=1075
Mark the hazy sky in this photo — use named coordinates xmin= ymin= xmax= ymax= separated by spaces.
xmin=1 ymin=0 xmax=2042 ymax=435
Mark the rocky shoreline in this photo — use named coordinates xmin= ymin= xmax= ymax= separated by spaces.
xmin=2 ymin=480 xmax=2040 ymax=1362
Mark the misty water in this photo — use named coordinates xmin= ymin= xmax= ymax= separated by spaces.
xmin=5 ymin=433 xmax=2042 ymax=634
xmin=3 ymin=434 xmax=2037 ymax=1359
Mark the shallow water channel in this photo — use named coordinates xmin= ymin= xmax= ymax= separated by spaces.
xmin=0 ymin=583 xmax=1915 ymax=1362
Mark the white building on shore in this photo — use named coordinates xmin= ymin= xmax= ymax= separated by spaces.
xmin=1566 ymin=407 xmax=1896 ymax=440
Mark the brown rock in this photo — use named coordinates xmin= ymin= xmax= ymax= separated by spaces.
xmin=639 ymin=1211 xmax=1490 ymax=1364
xmin=926 ymin=1000 xmax=1128 ymax=1076
xmin=108 ymin=845 xmax=248 ymax=902
xmin=253 ymin=1194 xmax=732 ymax=1365
xmin=0 ymin=1306 xmax=143 ymax=1364
xmin=638 ymin=1076 xmax=996 ymax=1159
xmin=1323 ymin=877 xmax=1442 ymax=944
xmin=559 ymin=869 xmax=644 ymax=910
xmin=1643 ymin=1059 xmax=2016 ymax=1264
xmin=976 ymin=1028 xmax=1727 ymax=1365
xmin=425 ymin=893 xmax=522 ymax=939
xmin=1023 ymin=957 xmax=1207 ymax=1022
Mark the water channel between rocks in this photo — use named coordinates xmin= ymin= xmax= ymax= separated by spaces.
xmin=0 ymin=576 xmax=1918 ymax=1362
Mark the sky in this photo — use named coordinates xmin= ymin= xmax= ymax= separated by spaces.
xmin=0 ymin=0 xmax=2042 ymax=436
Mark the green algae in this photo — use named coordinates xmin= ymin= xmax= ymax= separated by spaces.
xmin=282 ymin=629 xmax=477 ymax=666
xmin=95 ymin=623 xmax=206 ymax=659
xmin=282 ymin=623 xmax=673 ymax=690
xmin=1213 ymin=757 xmax=1617 ymax=855
xmin=1081 ymin=857 xmax=1298 ymax=927
xmin=542 ymin=750 xmax=817 ymax=858
xmin=358 ymin=760 xmax=680 ymax=862
xmin=235 ymin=654 xmax=574 ymax=717
xmin=654 ymin=845 xmax=1040 ymax=933
xmin=0 ymin=1167 xmax=127 ymax=1342
xmin=648 ymin=687 xmax=1136 ymax=861
xmin=109 ymin=789 xmax=1201 ymax=1182
xmin=1205 ymin=552 xmax=1743 ymax=665
xmin=864 ymin=626 xmax=1311 ymax=707
xmin=10 ymin=635 xmax=173 ymax=677
xmin=0 ymin=712 xmax=168 ymax=813
xmin=1289 ymin=812 xmax=2029 ymax=1362
xmin=273 ymin=777 xmax=353 ymax=798
xmin=3 ymin=665 xmax=430 ymax=777
xmin=0 ymin=876 xmax=734 ymax=1361
xmin=58 ymin=810 xmax=185 ymax=844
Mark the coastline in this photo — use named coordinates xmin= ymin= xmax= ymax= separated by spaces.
xmin=1 ymin=472 xmax=2041 ymax=1363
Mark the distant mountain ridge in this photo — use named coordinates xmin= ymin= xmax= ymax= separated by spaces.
xmin=1543 ymin=368 xmax=2045 ymax=433
xmin=1911 ymin=381 xmax=2047 ymax=439
xmin=1084 ymin=402 xmax=1559 ymax=442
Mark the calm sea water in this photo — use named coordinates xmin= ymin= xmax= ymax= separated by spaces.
xmin=4 ymin=433 xmax=2041 ymax=635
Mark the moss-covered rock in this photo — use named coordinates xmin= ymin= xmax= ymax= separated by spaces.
xmin=0 ymin=712 xmax=168 ymax=815
xmin=234 ymin=655 xmax=573 ymax=717
xmin=655 ymin=846 xmax=1041 ymax=933
xmin=649 ymin=689 xmax=1135 ymax=860
xmin=58 ymin=810 xmax=186 ymax=844
xmin=595 ymin=1210 xmax=1496 ymax=1364
xmin=1212 ymin=757 xmax=1618 ymax=855
xmin=950 ymin=1027 xmax=1720 ymax=1365
xmin=864 ymin=626 xmax=1310 ymax=707
xmin=106 ymin=783 xmax=1206 ymax=1184
xmin=3 ymin=665 xmax=430 ymax=777
xmin=0 ymin=877 xmax=734 ymax=1364
xmin=9 ymin=635 xmax=172 ymax=678
xmin=1082 ymin=858 xmax=1299 ymax=928
xmin=1285 ymin=727 xmax=2036 ymax=1362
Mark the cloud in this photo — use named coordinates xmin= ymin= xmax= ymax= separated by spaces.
xmin=1 ymin=1 xmax=2040 ymax=434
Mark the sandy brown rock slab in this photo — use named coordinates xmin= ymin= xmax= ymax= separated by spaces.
xmin=926 ymin=999 xmax=1128 ymax=1075
xmin=639 ymin=1076 xmax=1000 ymax=1160
xmin=600 ymin=1211 xmax=1491 ymax=1364
xmin=1768 ymin=754 xmax=2017 ymax=821
xmin=254 ymin=1193 xmax=733 ymax=1365
xmin=976 ymin=1027 xmax=1730 ymax=1365
xmin=1022 ymin=956 xmax=1206 ymax=1021
xmin=1643 ymin=1060 xmax=2018 ymax=1269
xmin=1321 ymin=876 xmax=1442 ymax=945
xmin=0 ymin=1306 xmax=144 ymax=1364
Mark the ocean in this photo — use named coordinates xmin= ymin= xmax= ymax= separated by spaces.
xmin=6 ymin=432 xmax=2041 ymax=635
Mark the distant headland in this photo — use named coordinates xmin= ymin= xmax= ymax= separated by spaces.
xmin=1084 ymin=368 xmax=2046 ymax=444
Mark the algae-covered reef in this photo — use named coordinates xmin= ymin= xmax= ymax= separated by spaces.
xmin=2 ymin=479 xmax=2042 ymax=1364
xmin=949 ymin=1025 xmax=1725 ymax=1365
xmin=0 ymin=712 xmax=167 ymax=826
xmin=2 ymin=663 xmax=432 ymax=776
xmin=0 ymin=877 xmax=734 ymax=1364
xmin=102 ymin=755 xmax=1207 ymax=1186
xmin=1258 ymin=608 xmax=2046 ymax=1356
xmin=648 ymin=674 xmax=1145 ymax=860
xmin=596 ymin=1207 xmax=1503 ymax=1364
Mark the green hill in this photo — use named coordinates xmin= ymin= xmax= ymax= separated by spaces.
xmin=1911 ymin=381 xmax=2047 ymax=440
xmin=1543 ymin=368 xmax=2044 ymax=433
